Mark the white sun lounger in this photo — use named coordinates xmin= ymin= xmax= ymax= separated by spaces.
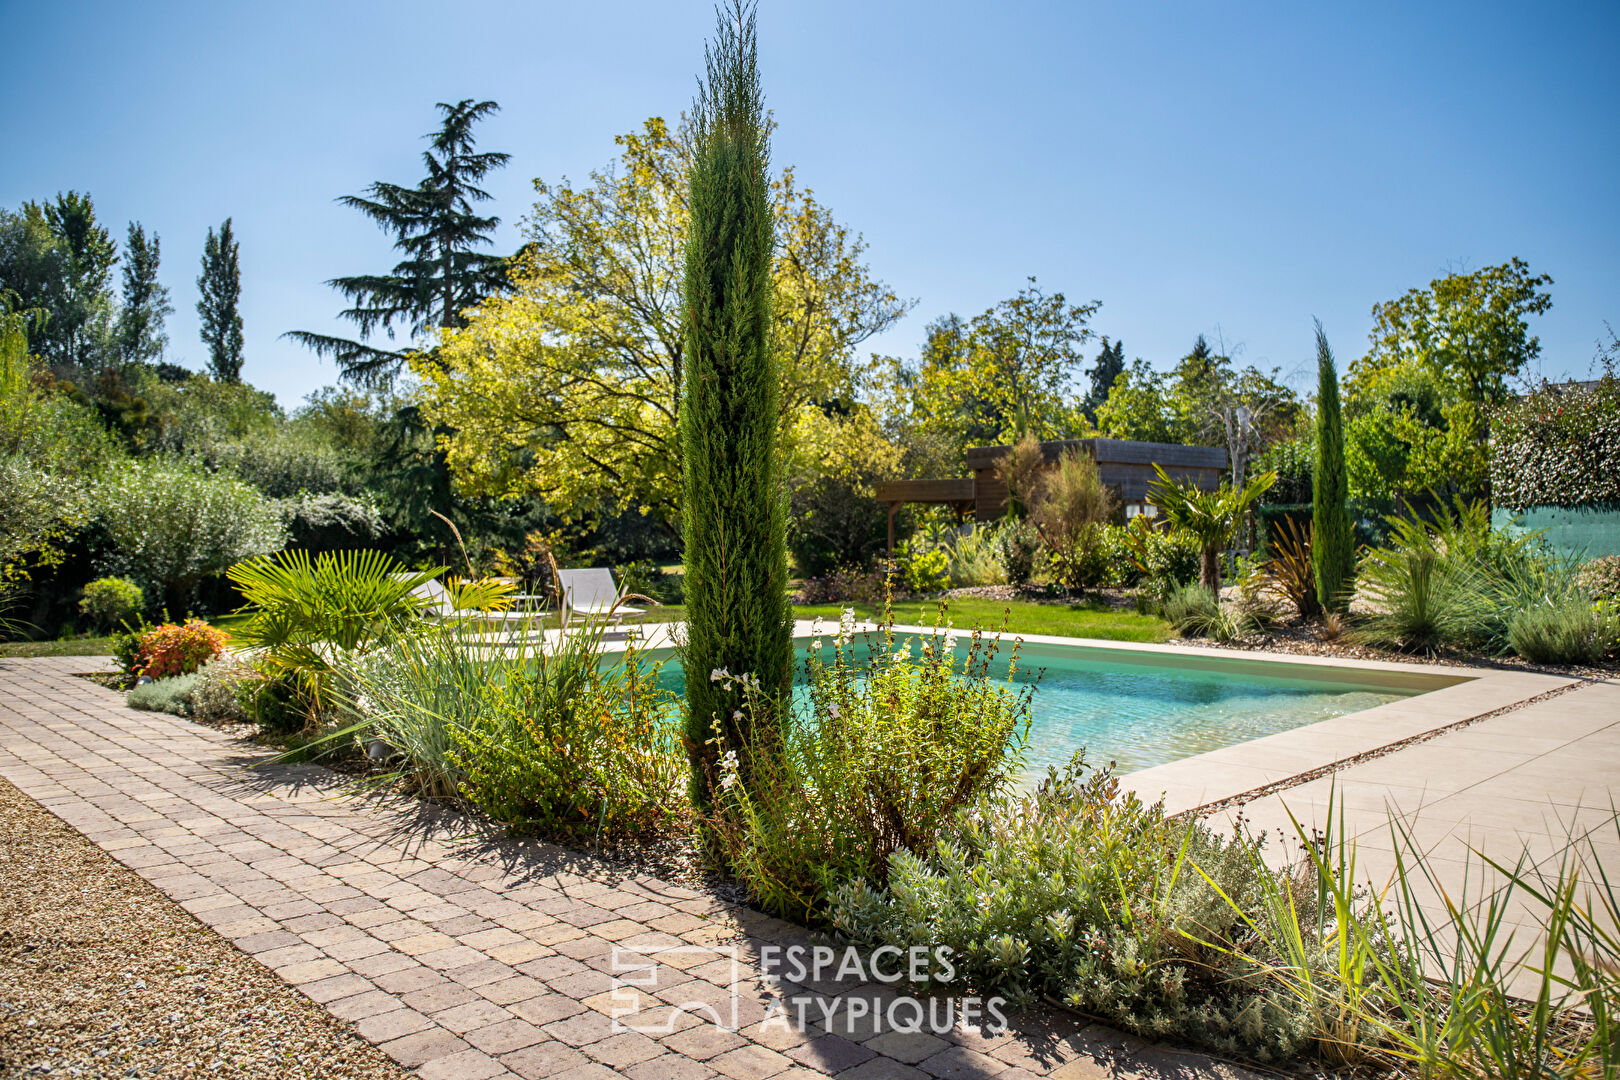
xmin=557 ymin=568 xmax=643 ymax=629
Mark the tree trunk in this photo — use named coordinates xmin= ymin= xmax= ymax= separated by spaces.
xmin=1201 ymin=545 xmax=1222 ymax=593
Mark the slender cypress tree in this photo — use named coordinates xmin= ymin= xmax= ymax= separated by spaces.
xmin=1311 ymin=319 xmax=1353 ymax=612
xmin=680 ymin=0 xmax=792 ymax=807
xmin=197 ymin=218 xmax=244 ymax=381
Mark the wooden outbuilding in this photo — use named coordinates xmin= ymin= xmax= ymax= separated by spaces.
xmin=872 ymin=437 xmax=1228 ymax=552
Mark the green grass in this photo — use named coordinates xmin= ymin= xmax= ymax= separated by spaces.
xmin=469 ymin=597 xmax=1166 ymax=644
xmin=795 ymin=597 xmax=1170 ymax=643
xmin=0 ymin=636 xmax=116 ymax=658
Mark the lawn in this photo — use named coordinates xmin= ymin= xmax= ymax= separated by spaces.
xmin=0 ymin=636 xmax=118 ymax=658
xmin=2 ymin=596 xmax=1168 ymax=657
xmin=794 ymin=597 xmax=1169 ymax=643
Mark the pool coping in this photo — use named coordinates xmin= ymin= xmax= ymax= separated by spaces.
xmin=578 ymin=619 xmax=1583 ymax=816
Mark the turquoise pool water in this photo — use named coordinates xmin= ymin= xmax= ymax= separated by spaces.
xmin=643 ymin=636 xmax=1451 ymax=776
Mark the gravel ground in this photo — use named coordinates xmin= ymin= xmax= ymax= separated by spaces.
xmin=0 ymin=776 xmax=412 ymax=1080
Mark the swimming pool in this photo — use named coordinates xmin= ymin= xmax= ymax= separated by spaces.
xmin=638 ymin=634 xmax=1463 ymax=777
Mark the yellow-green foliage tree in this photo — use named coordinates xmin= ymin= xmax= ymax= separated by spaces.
xmin=1345 ymin=258 xmax=1552 ymax=504
xmin=888 ymin=280 xmax=1099 ymax=468
xmin=414 ymin=117 xmax=910 ymax=528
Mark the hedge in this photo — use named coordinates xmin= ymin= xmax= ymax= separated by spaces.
xmin=1492 ymin=375 xmax=1620 ymax=511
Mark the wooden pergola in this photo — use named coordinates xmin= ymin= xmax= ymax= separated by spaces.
xmin=871 ymin=478 xmax=976 ymax=554
xmin=873 ymin=437 xmax=1228 ymax=554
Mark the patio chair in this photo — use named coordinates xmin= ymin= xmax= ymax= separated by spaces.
xmin=557 ymin=568 xmax=643 ymax=629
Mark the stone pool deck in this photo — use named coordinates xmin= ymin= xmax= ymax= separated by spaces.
xmin=2 ymin=649 xmax=1615 ymax=1079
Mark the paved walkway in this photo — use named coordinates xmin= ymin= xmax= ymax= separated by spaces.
xmin=0 ymin=657 xmax=1256 ymax=1080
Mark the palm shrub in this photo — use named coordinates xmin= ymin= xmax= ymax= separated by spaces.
xmin=227 ymin=549 xmax=503 ymax=723
xmin=1148 ymin=465 xmax=1276 ymax=591
xmin=679 ymin=1 xmax=793 ymax=808
xmin=335 ymin=619 xmax=687 ymax=839
xmin=703 ymin=614 xmax=1031 ymax=924
xmin=1311 ymin=321 xmax=1353 ymax=612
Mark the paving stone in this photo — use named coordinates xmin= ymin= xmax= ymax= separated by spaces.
xmin=0 ymin=656 xmax=1359 ymax=1080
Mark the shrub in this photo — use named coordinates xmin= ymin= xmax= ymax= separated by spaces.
xmin=1256 ymin=516 xmax=1320 ymax=618
xmin=93 ymin=456 xmax=286 ymax=611
xmin=282 ymin=491 xmax=385 ymax=552
xmin=1000 ymin=520 xmax=1041 ymax=587
xmin=1029 ymin=449 xmax=1116 ymax=593
xmin=337 ymin=620 xmax=686 ymax=838
xmin=1160 ymin=583 xmax=1253 ymax=642
xmin=944 ymin=523 xmax=1008 ymax=587
xmin=126 ymin=673 xmax=202 ymax=716
xmin=794 ymin=567 xmax=889 ymax=605
xmin=1120 ymin=517 xmax=1202 ymax=598
xmin=189 ymin=656 xmax=255 ymax=725
xmin=1578 ymin=555 xmax=1620 ymax=601
xmin=1507 ymin=598 xmax=1617 ymax=665
xmin=899 ymin=539 xmax=949 ymax=594
xmin=704 ymin=616 xmax=1031 ymax=923
xmin=78 ymin=576 xmax=144 ymax=633
xmin=130 ymin=619 xmax=228 ymax=679
xmin=616 ymin=559 xmax=684 ymax=605
xmin=1491 ymin=372 xmax=1620 ymax=510
xmin=829 ymin=757 xmax=1319 ymax=1062
xmin=787 ymin=475 xmax=889 ymax=578
xmin=226 ymin=549 xmax=451 ymax=723
xmin=1354 ymin=544 xmax=1480 ymax=654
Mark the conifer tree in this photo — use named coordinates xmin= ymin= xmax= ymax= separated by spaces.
xmin=117 ymin=222 xmax=172 ymax=365
xmin=197 ymin=218 xmax=244 ymax=381
xmin=1083 ymin=336 xmax=1124 ymax=422
xmin=285 ymin=100 xmax=512 ymax=387
xmin=680 ymin=0 xmax=792 ymax=807
xmin=1312 ymin=319 xmax=1353 ymax=612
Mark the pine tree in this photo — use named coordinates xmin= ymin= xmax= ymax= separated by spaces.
xmin=285 ymin=100 xmax=512 ymax=387
xmin=1312 ymin=319 xmax=1353 ymax=613
xmin=117 ymin=222 xmax=172 ymax=365
xmin=197 ymin=218 xmax=244 ymax=381
xmin=680 ymin=0 xmax=792 ymax=807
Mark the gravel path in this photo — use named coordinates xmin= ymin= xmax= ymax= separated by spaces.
xmin=0 ymin=774 xmax=412 ymax=1080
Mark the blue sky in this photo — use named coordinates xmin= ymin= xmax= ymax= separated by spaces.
xmin=4 ymin=0 xmax=1616 ymax=406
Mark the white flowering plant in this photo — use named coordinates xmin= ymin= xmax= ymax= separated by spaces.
xmin=700 ymin=581 xmax=1033 ymax=924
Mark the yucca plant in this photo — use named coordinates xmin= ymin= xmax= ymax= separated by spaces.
xmin=1148 ymin=465 xmax=1276 ymax=591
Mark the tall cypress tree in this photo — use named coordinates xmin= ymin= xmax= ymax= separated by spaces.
xmin=117 ymin=222 xmax=172 ymax=365
xmin=197 ymin=218 xmax=244 ymax=381
xmin=680 ymin=0 xmax=792 ymax=807
xmin=1311 ymin=319 xmax=1353 ymax=612
xmin=284 ymin=100 xmax=512 ymax=388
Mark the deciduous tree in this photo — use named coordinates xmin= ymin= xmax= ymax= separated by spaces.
xmin=417 ymin=116 xmax=909 ymax=527
xmin=197 ymin=218 xmax=244 ymax=382
xmin=117 ymin=222 xmax=171 ymax=366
